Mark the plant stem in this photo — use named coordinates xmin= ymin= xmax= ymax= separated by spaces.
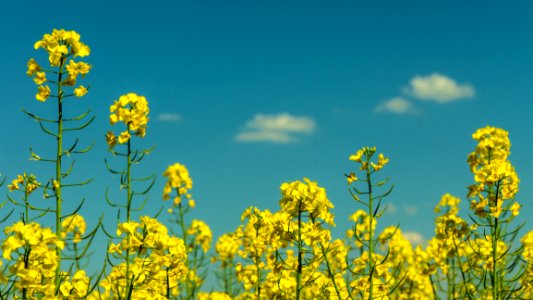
xmin=125 ymin=129 xmax=132 ymax=298
xmin=320 ymin=243 xmax=343 ymax=300
xmin=366 ymin=166 xmax=374 ymax=300
xmin=55 ymin=56 xmax=65 ymax=289
xmin=296 ymin=202 xmax=302 ymax=300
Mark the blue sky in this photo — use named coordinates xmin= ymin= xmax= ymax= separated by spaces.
xmin=1 ymin=0 xmax=532 ymax=271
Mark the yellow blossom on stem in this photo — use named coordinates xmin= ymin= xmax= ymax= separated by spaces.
xmin=187 ymin=219 xmax=213 ymax=253
xmin=61 ymin=214 xmax=87 ymax=243
xmin=8 ymin=173 xmax=40 ymax=194
xmin=36 ymin=85 xmax=51 ymax=102
xmin=74 ymin=85 xmax=88 ymax=97
xmin=105 ymin=131 xmax=117 ymax=149
xmin=117 ymin=131 xmax=131 ymax=144
xmin=346 ymin=172 xmax=357 ymax=184
xmin=163 ymin=163 xmax=193 ymax=203
xmin=33 ymin=71 xmax=47 ymax=85
xmin=26 ymin=58 xmax=41 ymax=76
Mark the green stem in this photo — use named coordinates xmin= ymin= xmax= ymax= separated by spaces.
xmin=177 ymin=201 xmax=189 ymax=297
xmin=296 ymin=203 xmax=302 ymax=300
xmin=178 ymin=202 xmax=187 ymax=246
xmin=125 ymin=128 xmax=132 ymax=298
xmin=255 ymin=225 xmax=261 ymax=298
xmin=486 ymin=149 xmax=500 ymax=300
xmin=55 ymin=56 xmax=65 ymax=289
xmin=22 ymin=247 xmax=31 ymax=300
xmin=448 ymin=257 xmax=455 ymax=300
xmin=223 ymin=260 xmax=229 ymax=295
xmin=191 ymin=247 xmax=199 ymax=299
xmin=452 ymin=236 xmax=473 ymax=300
xmin=366 ymin=166 xmax=374 ymax=300
xmin=320 ymin=243 xmax=343 ymax=300
xmin=490 ymin=190 xmax=500 ymax=300
xmin=24 ymin=190 xmax=29 ymax=225
xmin=166 ymin=268 xmax=170 ymax=299
xmin=428 ymin=272 xmax=438 ymax=300
xmin=126 ymin=131 xmax=132 ymax=222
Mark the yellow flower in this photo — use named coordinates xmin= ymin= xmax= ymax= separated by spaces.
xmin=118 ymin=131 xmax=131 ymax=144
xmin=61 ymin=214 xmax=87 ymax=243
xmin=36 ymin=85 xmax=51 ymax=102
xmin=74 ymin=85 xmax=88 ymax=97
xmin=510 ymin=202 xmax=521 ymax=216
xmin=26 ymin=58 xmax=41 ymax=76
xmin=7 ymin=175 xmax=24 ymax=192
xmin=346 ymin=172 xmax=357 ymax=184
xmin=163 ymin=163 xmax=193 ymax=203
xmin=66 ymin=60 xmax=91 ymax=77
xmin=8 ymin=173 xmax=40 ymax=194
xmin=371 ymin=153 xmax=389 ymax=171
xmin=108 ymin=93 xmax=150 ymax=137
xmin=105 ymin=131 xmax=117 ymax=149
xmin=33 ymin=71 xmax=47 ymax=85
xmin=34 ymin=29 xmax=90 ymax=65
xmin=349 ymin=149 xmax=364 ymax=162
xmin=187 ymin=219 xmax=213 ymax=253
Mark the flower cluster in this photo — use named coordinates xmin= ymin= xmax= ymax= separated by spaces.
xmin=61 ymin=214 xmax=87 ymax=243
xmin=162 ymin=162 xmax=194 ymax=207
xmin=59 ymin=270 xmax=91 ymax=298
xmin=348 ymin=146 xmax=389 ymax=173
xmin=29 ymin=29 xmax=91 ymax=102
xmin=520 ymin=231 xmax=533 ymax=298
xmin=347 ymin=210 xmax=376 ymax=248
xmin=34 ymin=29 xmax=90 ymax=66
xmin=214 ymin=233 xmax=241 ymax=265
xmin=467 ymin=126 xmax=520 ymax=218
xmin=279 ymin=178 xmax=335 ymax=225
xmin=106 ymin=93 xmax=149 ymax=148
xmin=103 ymin=216 xmax=188 ymax=298
xmin=7 ymin=173 xmax=40 ymax=194
xmin=1 ymin=222 xmax=65 ymax=297
xmin=187 ymin=219 xmax=213 ymax=253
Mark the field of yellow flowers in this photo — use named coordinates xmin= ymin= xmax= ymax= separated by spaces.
xmin=1 ymin=28 xmax=532 ymax=299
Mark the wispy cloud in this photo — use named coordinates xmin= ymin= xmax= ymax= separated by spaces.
xmin=375 ymin=97 xmax=419 ymax=115
xmin=403 ymin=204 xmax=419 ymax=216
xmin=157 ymin=113 xmax=182 ymax=123
xmin=405 ymin=73 xmax=475 ymax=102
xmin=403 ymin=231 xmax=425 ymax=246
xmin=235 ymin=113 xmax=315 ymax=143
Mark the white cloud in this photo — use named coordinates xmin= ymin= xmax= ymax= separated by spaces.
xmin=375 ymin=98 xmax=419 ymax=115
xmin=405 ymin=73 xmax=475 ymax=102
xmin=235 ymin=131 xmax=294 ymax=143
xmin=157 ymin=113 xmax=182 ymax=122
xmin=235 ymin=113 xmax=315 ymax=143
xmin=403 ymin=204 xmax=419 ymax=216
xmin=403 ymin=231 xmax=425 ymax=246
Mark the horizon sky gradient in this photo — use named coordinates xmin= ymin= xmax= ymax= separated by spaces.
xmin=1 ymin=0 xmax=532 ymax=277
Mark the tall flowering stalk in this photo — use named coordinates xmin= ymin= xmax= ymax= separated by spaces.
xmin=105 ymin=93 xmax=152 ymax=222
xmin=212 ymin=232 xmax=242 ymax=297
xmin=101 ymin=216 xmax=188 ymax=298
xmin=425 ymin=194 xmax=471 ymax=298
xmin=278 ymin=178 xmax=335 ymax=299
xmin=346 ymin=147 xmax=395 ymax=299
xmin=163 ymin=163 xmax=213 ymax=298
xmin=465 ymin=126 xmax=522 ymax=298
xmin=25 ymin=29 xmax=94 ymax=288
xmin=104 ymin=93 xmax=155 ymax=297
